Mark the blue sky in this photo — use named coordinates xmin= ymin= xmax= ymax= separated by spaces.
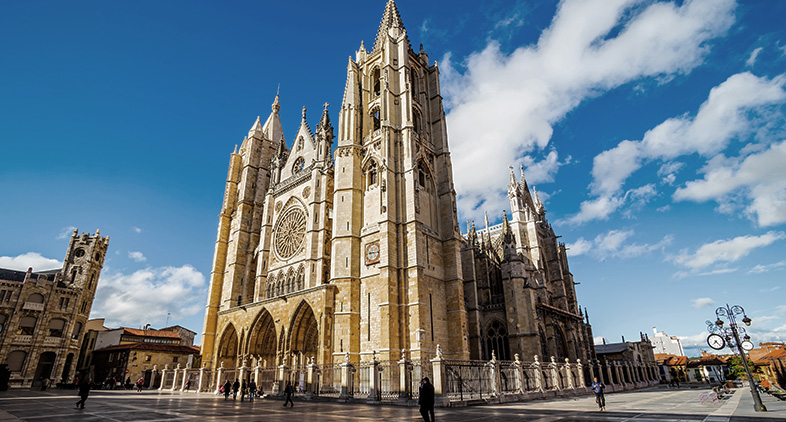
xmin=1 ymin=0 xmax=784 ymax=356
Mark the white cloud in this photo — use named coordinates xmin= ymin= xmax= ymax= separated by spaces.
xmin=128 ymin=251 xmax=147 ymax=262
xmin=442 ymin=0 xmax=737 ymax=221
xmin=0 ymin=252 xmax=62 ymax=272
xmin=674 ymin=140 xmax=786 ymax=227
xmin=132 ymin=226 xmax=143 ymax=233
xmin=566 ymin=237 xmax=592 ymax=256
xmin=56 ymin=226 xmax=77 ymax=240
xmin=574 ymin=72 xmax=786 ymax=223
xmin=566 ymin=229 xmax=672 ymax=260
xmin=92 ymin=265 xmax=206 ymax=328
xmin=673 ymin=231 xmax=785 ymax=270
xmin=749 ymin=260 xmax=786 ymax=274
xmin=746 ymin=46 xmax=763 ymax=67
xmin=697 ymin=267 xmax=737 ymax=276
xmin=593 ymin=336 xmax=606 ymax=345
xmin=520 ymin=150 xmax=570 ymax=184
xmin=691 ymin=297 xmax=715 ymax=308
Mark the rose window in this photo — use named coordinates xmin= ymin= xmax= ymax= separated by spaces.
xmin=274 ymin=208 xmax=307 ymax=259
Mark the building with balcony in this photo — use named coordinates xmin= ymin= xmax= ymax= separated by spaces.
xmin=0 ymin=229 xmax=108 ymax=388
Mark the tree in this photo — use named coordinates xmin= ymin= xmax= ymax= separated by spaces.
xmin=725 ymin=356 xmax=759 ymax=380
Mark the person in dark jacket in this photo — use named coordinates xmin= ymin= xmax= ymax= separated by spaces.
xmin=232 ymin=379 xmax=240 ymax=400
xmin=418 ymin=377 xmax=435 ymax=422
xmin=75 ymin=378 xmax=91 ymax=409
xmin=283 ymin=382 xmax=294 ymax=407
xmin=223 ymin=380 xmax=232 ymax=400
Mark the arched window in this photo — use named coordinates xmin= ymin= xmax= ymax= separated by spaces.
xmin=410 ymin=68 xmax=419 ymax=93
xmin=18 ymin=316 xmax=37 ymax=335
xmin=371 ymin=109 xmax=380 ymax=131
xmin=0 ymin=314 xmax=6 ymax=333
xmin=482 ymin=320 xmax=511 ymax=361
xmin=267 ymin=275 xmax=276 ymax=298
xmin=367 ymin=161 xmax=378 ymax=189
xmin=7 ymin=350 xmax=26 ymax=372
xmin=48 ymin=318 xmax=66 ymax=337
xmin=28 ymin=293 xmax=44 ymax=303
xmin=553 ymin=325 xmax=568 ymax=360
xmin=72 ymin=321 xmax=82 ymax=339
xmin=287 ymin=270 xmax=295 ymax=293
xmin=413 ymin=109 xmax=422 ymax=134
xmin=297 ymin=266 xmax=305 ymax=291
xmin=538 ymin=325 xmax=549 ymax=359
xmin=372 ymin=68 xmax=381 ymax=97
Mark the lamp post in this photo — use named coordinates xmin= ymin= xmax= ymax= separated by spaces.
xmin=706 ymin=304 xmax=766 ymax=412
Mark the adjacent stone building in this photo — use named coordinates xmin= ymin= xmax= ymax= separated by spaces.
xmin=201 ymin=0 xmax=592 ymax=371
xmin=0 ymin=229 xmax=108 ymax=388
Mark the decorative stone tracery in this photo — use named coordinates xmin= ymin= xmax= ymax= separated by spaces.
xmin=273 ymin=208 xmax=306 ymax=259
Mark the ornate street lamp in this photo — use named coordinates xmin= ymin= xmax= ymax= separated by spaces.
xmin=705 ymin=304 xmax=766 ymax=412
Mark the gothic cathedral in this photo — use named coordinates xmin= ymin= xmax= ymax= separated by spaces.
xmin=202 ymin=1 xmax=593 ymax=371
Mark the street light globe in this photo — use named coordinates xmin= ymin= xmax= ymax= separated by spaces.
xmin=716 ymin=319 xmax=724 ymax=328
xmin=743 ymin=316 xmax=752 ymax=326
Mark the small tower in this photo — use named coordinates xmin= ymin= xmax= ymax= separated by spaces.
xmin=60 ymin=229 xmax=109 ymax=315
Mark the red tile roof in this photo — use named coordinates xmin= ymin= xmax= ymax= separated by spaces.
xmin=93 ymin=343 xmax=200 ymax=354
xmin=122 ymin=328 xmax=181 ymax=339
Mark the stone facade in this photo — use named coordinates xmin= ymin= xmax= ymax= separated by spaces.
xmin=0 ymin=229 xmax=108 ymax=387
xmin=201 ymin=0 xmax=591 ymax=372
xmin=462 ymin=168 xmax=594 ymax=362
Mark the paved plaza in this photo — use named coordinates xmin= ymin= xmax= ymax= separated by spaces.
xmin=0 ymin=386 xmax=784 ymax=421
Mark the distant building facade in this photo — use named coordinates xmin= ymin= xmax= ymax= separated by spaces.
xmin=0 ymin=229 xmax=108 ymax=388
xmin=650 ymin=327 xmax=684 ymax=356
xmin=90 ymin=326 xmax=200 ymax=387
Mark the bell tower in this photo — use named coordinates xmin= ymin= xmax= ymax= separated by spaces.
xmin=330 ymin=0 xmax=468 ymax=361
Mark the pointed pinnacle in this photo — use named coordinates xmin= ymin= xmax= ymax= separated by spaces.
xmin=272 ymin=95 xmax=280 ymax=113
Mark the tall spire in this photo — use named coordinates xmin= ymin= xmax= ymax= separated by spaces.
xmin=373 ymin=0 xmax=405 ymax=51
xmin=260 ymin=94 xmax=285 ymax=145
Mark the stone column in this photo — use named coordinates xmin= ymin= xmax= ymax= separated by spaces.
xmin=198 ymin=365 xmax=206 ymax=393
xmin=564 ymin=358 xmax=574 ymax=389
xmin=159 ymin=364 xmax=168 ymax=391
xmin=366 ymin=352 xmax=379 ymax=401
xmin=180 ymin=366 xmax=188 ymax=391
xmin=275 ymin=356 xmax=289 ymax=395
xmin=398 ymin=350 xmax=410 ymax=400
xmin=603 ymin=360 xmax=612 ymax=385
xmin=532 ymin=355 xmax=543 ymax=392
xmin=214 ymin=362 xmax=224 ymax=395
xmin=238 ymin=358 xmax=247 ymax=393
xmin=430 ymin=345 xmax=446 ymax=401
xmin=170 ymin=363 xmax=181 ymax=391
xmin=150 ymin=365 xmax=158 ymax=390
xmin=488 ymin=351 xmax=500 ymax=396
xmin=306 ymin=357 xmax=317 ymax=399
xmin=549 ymin=357 xmax=560 ymax=390
xmin=513 ymin=354 xmax=524 ymax=393
xmin=576 ymin=359 xmax=585 ymax=388
xmin=339 ymin=352 xmax=352 ymax=400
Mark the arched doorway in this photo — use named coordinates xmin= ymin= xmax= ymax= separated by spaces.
xmin=217 ymin=324 xmax=239 ymax=369
xmin=248 ymin=309 xmax=277 ymax=368
xmin=33 ymin=352 xmax=57 ymax=387
xmin=61 ymin=353 xmax=74 ymax=383
xmin=287 ymin=301 xmax=319 ymax=366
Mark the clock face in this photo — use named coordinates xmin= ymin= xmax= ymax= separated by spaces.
xmin=741 ymin=341 xmax=754 ymax=351
xmin=707 ymin=334 xmax=725 ymax=350
xmin=365 ymin=242 xmax=380 ymax=265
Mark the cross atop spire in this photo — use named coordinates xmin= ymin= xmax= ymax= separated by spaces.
xmin=373 ymin=0 xmax=405 ymax=51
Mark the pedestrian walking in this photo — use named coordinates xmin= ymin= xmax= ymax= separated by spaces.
xmin=591 ymin=377 xmax=606 ymax=411
xmin=232 ymin=379 xmax=240 ymax=400
xmin=248 ymin=380 xmax=257 ymax=402
xmin=184 ymin=379 xmax=191 ymax=391
xmin=418 ymin=377 xmax=435 ymax=422
xmin=223 ymin=380 xmax=232 ymax=400
xmin=241 ymin=380 xmax=247 ymax=402
xmin=136 ymin=377 xmax=144 ymax=393
xmin=75 ymin=378 xmax=91 ymax=409
xmin=283 ymin=382 xmax=294 ymax=407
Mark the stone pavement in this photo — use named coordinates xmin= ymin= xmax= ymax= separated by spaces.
xmin=0 ymin=386 xmax=784 ymax=421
